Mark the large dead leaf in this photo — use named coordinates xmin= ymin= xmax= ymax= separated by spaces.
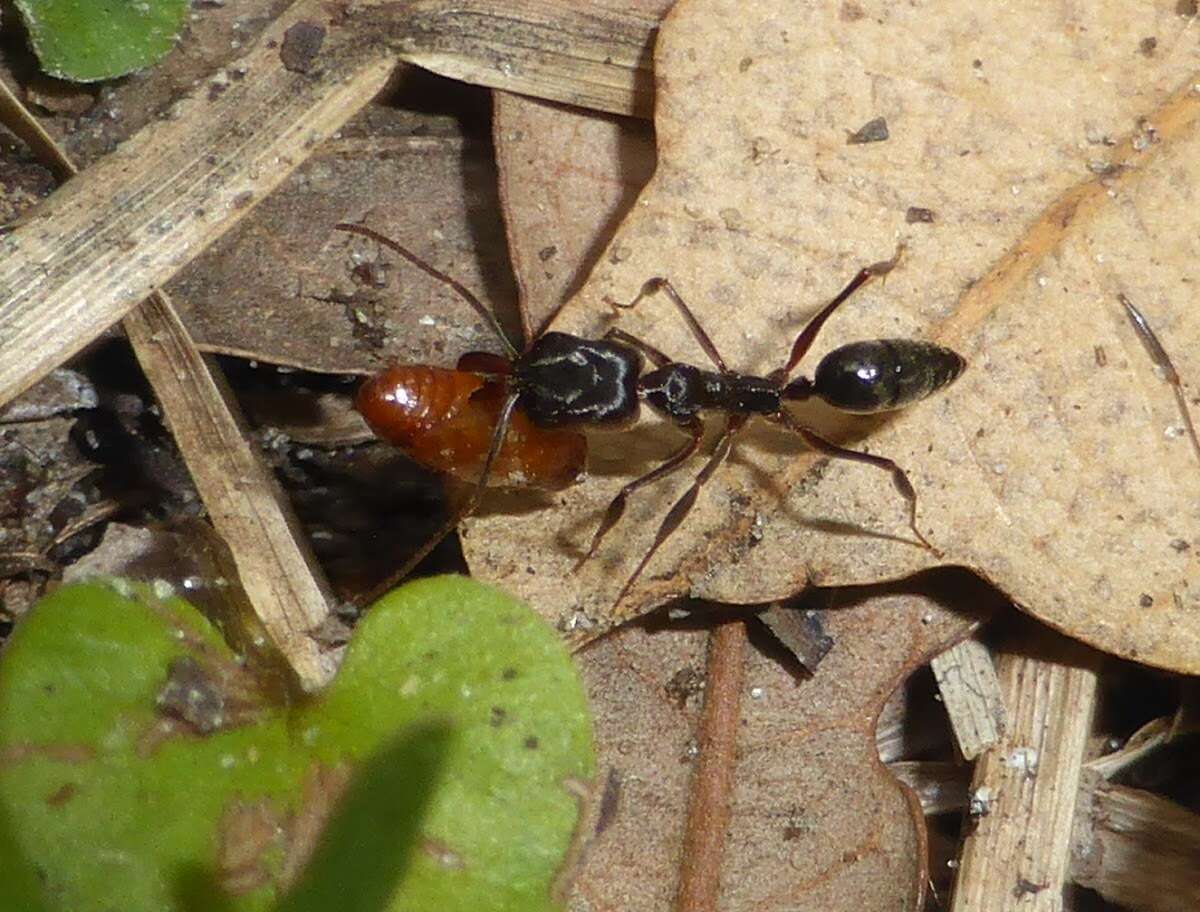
xmin=168 ymin=75 xmax=516 ymax=374
xmin=464 ymin=0 xmax=1200 ymax=673
xmin=493 ymin=92 xmax=656 ymax=337
xmin=570 ymin=578 xmax=988 ymax=912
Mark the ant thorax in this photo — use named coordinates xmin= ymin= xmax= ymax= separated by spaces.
xmin=639 ymin=363 xmax=781 ymax=425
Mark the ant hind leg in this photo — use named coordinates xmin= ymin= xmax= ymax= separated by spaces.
xmin=775 ymin=411 xmax=940 ymax=555
xmin=774 ymin=243 xmax=907 ymax=380
xmin=614 ymin=416 xmax=747 ymax=605
xmin=574 ymin=418 xmax=704 ymax=571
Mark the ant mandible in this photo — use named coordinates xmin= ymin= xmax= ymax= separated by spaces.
xmin=339 ymin=222 xmax=966 ymax=605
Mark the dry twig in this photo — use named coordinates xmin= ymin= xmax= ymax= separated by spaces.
xmin=675 ymin=618 xmax=747 ymax=912
xmin=930 ymin=637 xmax=1006 ymax=760
xmin=950 ymin=630 xmax=1100 ymax=910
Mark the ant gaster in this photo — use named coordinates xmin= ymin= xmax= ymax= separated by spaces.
xmin=340 ymin=223 xmax=966 ymax=604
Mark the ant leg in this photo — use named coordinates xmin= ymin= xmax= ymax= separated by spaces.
xmin=603 ymin=327 xmax=672 ymax=368
xmin=614 ymin=415 xmax=748 ymax=604
xmin=775 ymin=244 xmax=905 ymax=380
xmin=355 ymin=392 xmax=520 ymax=608
xmin=613 ymin=278 xmax=730 ymax=373
xmin=774 ymin=411 xmax=939 ymax=555
xmin=574 ymin=418 xmax=704 ymax=571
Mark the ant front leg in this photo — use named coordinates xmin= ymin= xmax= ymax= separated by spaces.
xmin=774 ymin=244 xmax=906 ymax=380
xmin=614 ymin=415 xmax=748 ymax=605
xmin=773 ymin=410 xmax=939 ymax=555
xmin=574 ymin=417 xmax=704 ymax=571
xmin=613 ymin=278 xmax=730 ymax=373
xmin=355 ymin=392 xmax=521 ymax=608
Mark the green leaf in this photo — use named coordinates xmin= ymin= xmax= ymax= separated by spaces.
xmin=308 ymin=577 xmax=595 ymax=912
xmin=277 ymin=724 xmax=451 ymax=912
xmin=0 ymin=576 xmax=593 ymax=912
xmin=0 ymin=581 xmax=302 ymax=912
xmin=14 ymin=0 xmax=189 ymax=82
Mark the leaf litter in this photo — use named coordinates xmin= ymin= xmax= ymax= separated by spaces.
xmin=167 ymin=70 xmax=518 ymax=376
xmin=566 ymin=574 xmax=995 ymax=912
xmin=5 ymin=0 xmax=1197 ymax=906
xmin=463 ymin=0 xmax=1200 ymax=675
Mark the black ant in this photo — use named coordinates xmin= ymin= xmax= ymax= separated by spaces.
xmin=339 ymin=223 xmax=965 ymax=604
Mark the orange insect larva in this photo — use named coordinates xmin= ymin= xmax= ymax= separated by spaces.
xmin=355 ymin=364 xmax=585 ymax=489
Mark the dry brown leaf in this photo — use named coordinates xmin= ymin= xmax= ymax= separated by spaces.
xmin=170 ymin=78 xmax=518 ymax=374
xmin=570 ymin=577 xmax=990 ymax=912
xmin=570 ymin=624 xmax=708 ymax=910
xmin=464 ymin=0 xmax=1200 ymax=673
xmin=494 ymin=92 xmax=657 ymax=338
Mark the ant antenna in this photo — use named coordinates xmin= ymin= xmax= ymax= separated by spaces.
xmin=334 ymin=222 xmax=520 ymax=358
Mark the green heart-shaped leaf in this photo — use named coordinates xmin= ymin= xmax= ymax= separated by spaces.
xmin=0 ymin=576 xmax=593 ymax=911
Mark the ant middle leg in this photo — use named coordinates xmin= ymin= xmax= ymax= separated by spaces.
xmin=574 ymin=417 xmax=704 ymax=571
xmin=612 ymin=278 xmax=730 ymax=373
xmin=615 ymin=415 xmax=748 ymax=605
xmin=773 ymin=410 xmax=938 ymax=554
xmin=774 ymin=243 xmax=906 ymax=380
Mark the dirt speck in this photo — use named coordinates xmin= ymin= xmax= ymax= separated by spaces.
xmin=44 ymin=783 xmax=78 ymax=806
xmin=280 ymin=21 xmax=326 ymax=74
xmin=423 ymin=838 xmax=465 ymax=869
xmin=840 ymin=2 xmax=866 ymax=21
xmin=156 ymin=656 xmax=226 ymax=734
xmin=664 ymin=665 xmax=705 ymax=708
xmin=846 ymin=116 xmax=889 ymax=144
